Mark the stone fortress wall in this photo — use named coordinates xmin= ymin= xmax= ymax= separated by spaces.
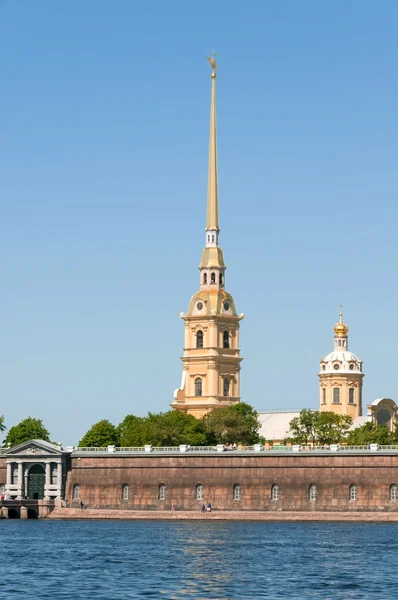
xmin=61 ymin=448 xmax=398 ymax=512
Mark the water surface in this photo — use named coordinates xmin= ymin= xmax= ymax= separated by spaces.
xmin=1 ymin=520 xmax=396 ymax=599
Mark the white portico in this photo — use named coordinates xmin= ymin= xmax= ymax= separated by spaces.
xmin=3 ymin=440 xmax=69 ymax=500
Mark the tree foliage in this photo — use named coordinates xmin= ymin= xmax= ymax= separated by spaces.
xmin=347 ymin=422 xmax=391 ymax=445
xmin=289 ymin=410 xmax=352 ymax=445
xmin=78 ymin=419 xmax=120 ymax=447
xmin=118 ymin=411 xmax=207 ymax=447
xmin=0 ymin=416 xmax=5 ymax=433
xmin=3 ymin=417 xmax=51 ymax=448
xmin=202 ymin=402 xmax=261 ymax=445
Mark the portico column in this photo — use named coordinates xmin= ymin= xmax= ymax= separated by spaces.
xmin=16 ymin=463 xmax=23 ymax=499
xmin=44 ymin=462 xmax=51 ymax=499
xmin=56 ymin=462 xmax=63 ymax=498
xmin=6 ymin=463 xmax=11 ymax=494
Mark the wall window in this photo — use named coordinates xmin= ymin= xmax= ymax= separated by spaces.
xmin=223 ymin=378 xmax=230 ymax=397
xmin=309 ymin=484 xmax=317 ymax=501
xmin=233 ymin=484 xmax=241 ymax=501
xmin=333 ymin=388 xmax=340 ymax=404
xmin=195 ymin=378 xmax=202 ymax=397
xmin=212 ymin=234 xmax=215 ymax=243
xmin=73 ymin=484 xmax=80 ymax=500
xmin=0 ymin=483 xmax=5 ymax=495
xmin=50 ymin=462 xmax=57 ymax=485
xmin=122 ymin=484 xmax=129 ymax=501
xmin=196 ymin=484 xmax=203 ymax=501
xmin=223 ymin=331 xmax=230 ymax=349
xmin=211 ymin=272 xmax=216 ymax=284
xmin=322 ymin=388 xmax=326 ymax=404
xmin=203 ymin=273 xmax=207 ymax=285
xmin=158 ymin=484 xmax=166 ymax=501
xmin=271 ymin=484 xmax=279 ymax=501
xmin=196 ymin=330 xmax=204 ymax=348
xmin=390 ymin=484 xmax=397 ymax=502
xmin=349 ymin=484 xmax=358 ymax=501
xmin=219 ymin=273 xmax=223 ymax=285
xmin=349 ymin=388 xmax=355 ymax=404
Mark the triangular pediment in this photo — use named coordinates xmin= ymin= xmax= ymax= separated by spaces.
xmin=4 ymin=439 xmax=63 ymax=457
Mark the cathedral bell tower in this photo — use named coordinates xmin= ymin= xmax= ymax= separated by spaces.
xmin=319 ymin=309 xmax=364 ymax=419
xmin=171 ymin=56 xmax=244 ymax=418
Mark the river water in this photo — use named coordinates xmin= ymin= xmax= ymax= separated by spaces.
xmin=1 ymin=520 xmax=396 ymax=599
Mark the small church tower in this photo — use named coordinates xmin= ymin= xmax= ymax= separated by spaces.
xmin=319 ymin=309 xmax=364 ymax=419
xmin=171 ymin=57 xmax=244 ymax=418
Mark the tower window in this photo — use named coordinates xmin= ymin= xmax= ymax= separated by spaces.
xmin=207 ymin=235 xmax=210 ymax=243
xmin=223 ymin=331 xmax=229 ymax=348
xmin=322 ymin=388 xmax=326 ymax=404
xmin=158 ymin=484 xmax=166 ymax=501
xmin=203 ymin=273 xmax=207 ymax=285
xmin=219 ymin=273 xmax=223 ymax=285
xmin=333 ymin=388 xmax=340 ymax=404
xmin=223 ymin=378 xmax=230 ymax=397
xmin=309 ymin=484 xmax=316 ymax=501
xmin=195 ymin=378 xmax=202 ymax=397
xmin=390 ymin=484 xmax=397 ymax=502
xmin=349 ymin=483 xmax=358 ymax=501
xmin=233 ymin=484 xmax=241 ymax=501
xmin=196 ymin=330 xmax=204 ymax=348
xmin=212 ymin=234 xmax=215 ymax=242
xmin=349 ymin=388 xmax=355 ymax=404
xmin=211 ymin=272 xmax=216 ymax=284
xmin=271 ymin=484 xmax=279 ymax=501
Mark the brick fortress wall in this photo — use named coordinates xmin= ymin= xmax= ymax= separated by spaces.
xmin=65 ymin=452 xmax=398 ymax=512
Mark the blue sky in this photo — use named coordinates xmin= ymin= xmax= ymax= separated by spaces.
xmin=1 ymin=1 xmax=398 ymax=444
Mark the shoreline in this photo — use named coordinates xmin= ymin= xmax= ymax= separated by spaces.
xmin=46 ymin=508 xmax=398 ymax=522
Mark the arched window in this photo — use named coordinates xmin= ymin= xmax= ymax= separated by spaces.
xmin=196 ymin=484 xmax=203 ymax=500
xmin=219 ymin=273 xmax=223 ymax=285
xmin=73 ymin=484 xmax=80 ymax=500
xmin=122 ymin=483 xmax=129 ymax=501
xmin=271 ymin=484 xmax=279 ymax=501
xmin=322 ymin=388 xmax=326 ymax=404
xmin=349 ymin=484 xmax=358 ymax=501
xmin=195 ymin=378 xmax=202 ymax=397
xmin=196 ymin=330 xmax=203 ymax=348
xmin=207 ymin=235 xmax=210 ymax=243
xmin=309 ymin=484 xmax=316 ymax=501
xmin=211 ymin=272 xmax=216 ymax=284
xmin=203 ymin=273 xmax=207 ymax=285
xmin=390 ymin=484 xmax=397 ymax=502
xmin=212 ymin=234 xmax=215 ymax=243
xmin=223 ymin=378 xmax=230 ymax=397
xmin=223 ymin=331 xmax=229 ymax=349
xmin=233 ymin=484 xmax=241 ymax=501
xmin=333 ymin=388 xmax=340 ymax=404
xmin=158 ymin=484 xmax=166 ymax=501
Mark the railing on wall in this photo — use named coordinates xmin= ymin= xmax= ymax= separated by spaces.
xmin=71 ymin=443 xmax=398 ymax=455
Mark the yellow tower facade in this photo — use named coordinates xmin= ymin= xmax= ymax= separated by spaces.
xmin=319 ymin=311 xmax=364 ymax=419
xmin=171 ymin=57 xmax=244 ymax=418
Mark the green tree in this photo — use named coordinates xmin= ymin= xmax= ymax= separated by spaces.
xmin=202 ymin=402 xmax=261 ymax=445
xmin=78 ymin=419 xmax=120 ymax=447
xmin=3 ymin=417 xmax=50 ymax=448
xmin=289 ymin=410 xmax=352 ymax=445
xmin=118 ymin=411 xmax=207 ymax=447
xmin=347 ymin=422 xmax=391 ymax=445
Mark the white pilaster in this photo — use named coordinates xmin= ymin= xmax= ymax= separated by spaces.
xmin=16 ymin=463 xmax=24 ymax=499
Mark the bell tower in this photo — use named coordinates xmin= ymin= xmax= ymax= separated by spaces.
xmin=319 ymin=309 xmax=364 ymax=419
xmin=171 ymin=56 xmax=244 ymax=418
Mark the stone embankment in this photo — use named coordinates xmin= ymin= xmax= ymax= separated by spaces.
xmin=47 ymin=508 xmax=398 ymax=522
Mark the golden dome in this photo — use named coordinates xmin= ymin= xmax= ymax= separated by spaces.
xmin=334 ymin=312 xmax=349 ymax=337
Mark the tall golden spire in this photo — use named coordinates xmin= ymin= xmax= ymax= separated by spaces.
xmin=206 ymin=53 xmax=219 ymax=231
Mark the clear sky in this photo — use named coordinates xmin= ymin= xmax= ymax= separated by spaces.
xmin=1 ymin=0 xmax=398 ymax=445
